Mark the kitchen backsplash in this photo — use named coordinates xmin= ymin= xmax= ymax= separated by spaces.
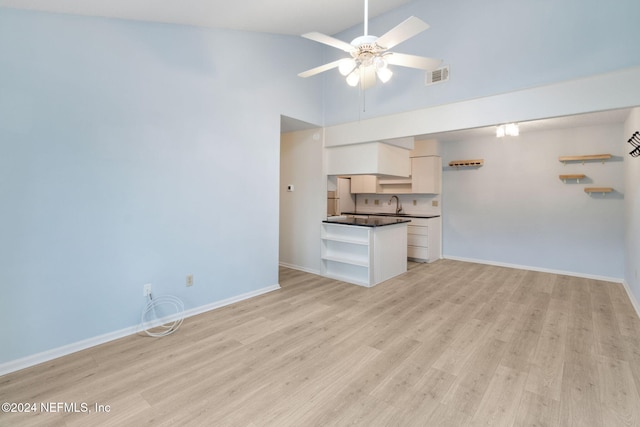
xmin=351 ymin=194 xmax=441 ymax=215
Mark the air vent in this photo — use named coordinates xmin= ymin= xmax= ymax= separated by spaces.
xmin=425 ymin=65 xmax=449 ymax=85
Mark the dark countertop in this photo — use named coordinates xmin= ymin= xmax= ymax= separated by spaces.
xmin=340 ymin=212 xmax=441 ymax=219
xmin=323 ymin=217 xmax=411 ymax=228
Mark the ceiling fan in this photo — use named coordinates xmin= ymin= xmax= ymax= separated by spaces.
xmin=298 ymin=0 xmax=442 ymax=89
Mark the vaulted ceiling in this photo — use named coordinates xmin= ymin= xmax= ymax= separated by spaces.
xmin=0 ymin=0 xmax=412 ymax=35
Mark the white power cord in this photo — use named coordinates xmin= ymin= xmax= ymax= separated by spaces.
xmin=140 ymin=293 xmax=184 ymax=337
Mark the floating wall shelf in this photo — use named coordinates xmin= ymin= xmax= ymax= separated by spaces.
xmin=449 ymin=159 xmax=484 ymax=168
xmin=584 ymin=187 xmax=613 ymax=195
xmin=559 ymin=174 xmax=586 ymax=183
xmin=559 ymin=154 xmax=612 ymax=165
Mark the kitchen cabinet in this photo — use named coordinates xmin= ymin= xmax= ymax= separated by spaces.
xmin=405 ymin=217 xmax=441 ymax=263
xmin=411 ymin=156 xmax=442 ymax=194
xmin=326 ymin=142 xmax=411 ymax=177
xmin=321 ymin=221 xmax=408 ymax=287
xmin=350 ymin=175 xmax=379 ymax=194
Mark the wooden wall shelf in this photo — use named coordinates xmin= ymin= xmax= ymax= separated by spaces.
xmin=449 ymin=159 xmax=484 ymax=168
xmin=559 ymin=174 xmax=586 ymax=183
xmin=559 ymin=154 xmax=612 ymax=164
xmin=584 ymin=187 xmax=613 ymax=195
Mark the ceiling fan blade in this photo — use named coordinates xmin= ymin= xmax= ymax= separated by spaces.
xmin=301 ymin=32 xmax=354 ymax=52
xmin=385 ymin=53 xmax=442 ymax=71
xmin=375 ymin=16 xmax=430 ymax=50
xmin=298 ymin=59 xmax=344 ymax=78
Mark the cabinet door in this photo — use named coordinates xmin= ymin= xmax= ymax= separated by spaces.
xmin=411 ymin=156 xmax=442 ymax=194
xmin=350 ymin=175 xmax=379 ymax=194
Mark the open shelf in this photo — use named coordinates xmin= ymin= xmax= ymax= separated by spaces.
xmin=559 ymin=174 xmax=586 ymax=183
xmin=321 ymin=235 xmax=369 ymax=246
xmin=321 ymin=255 xmax=369 ymax=267
xmin=559 ymin=154 xmax=611 ymax=164
xmin=584 ymin=187 xmax=613 ymax=195
xmin=449 ymin=159 xmax=484 ymax=168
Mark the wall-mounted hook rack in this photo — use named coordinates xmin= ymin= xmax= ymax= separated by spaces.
xmin=449 ymin=159 xmax=484 ymax=168
xmin=628 ymin=131 xmax=640 ymax=157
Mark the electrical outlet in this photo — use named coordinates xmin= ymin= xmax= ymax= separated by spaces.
xmin=432 ymin=200 xmax=439 ymax=207
xmin=186 ymin=274 xmax=194 ymax=287
xmin=374 ymin=199 xmax=379 ymax=205
xmin=365 ymin=199 xmax=368 ymax=204
xmin=143 ymin=283 xmax=152 ymax=297
xmin=413 ymin=200 xmax=417 ymax=206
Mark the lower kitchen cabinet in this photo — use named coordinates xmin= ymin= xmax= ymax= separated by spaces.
xmin=406 ymin=217 xmax=441 ymax=263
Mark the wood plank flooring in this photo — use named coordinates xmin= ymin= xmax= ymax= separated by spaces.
xmin=2 ymin=259 xmax=640 ymax=426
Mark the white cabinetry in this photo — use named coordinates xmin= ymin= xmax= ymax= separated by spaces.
xmin=326 ymin=142 xmax=411 ymax=177
xmin=350 ymin=175 xmax=379 ymax=194
xmin=321 ymin=222 xmax=408 ymax=287
xmin=406 ymin=217 xmax=441 ymax=263
xmin=411 ymin=156 xmax=442 ymax=194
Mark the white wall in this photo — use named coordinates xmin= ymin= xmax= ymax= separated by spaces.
xmin=279 ymin=129 xmax=325 ymax=274
xmin=624 ymin=108 xmax=640 ymax=310
xmin=442 ymin=123 xmax=625 ymax=280
xmin=0 ymin=9 xmax=323 ymax=369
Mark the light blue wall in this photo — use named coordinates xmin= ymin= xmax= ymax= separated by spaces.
xmin=321 ymin=0 xmax=640 ymax=125
xmin=441 ymin=124 xmax=625 ymax=279
xmin=0 ymin=8 xmax=323 ymax=363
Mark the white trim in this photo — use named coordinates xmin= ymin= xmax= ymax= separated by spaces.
xmin=443 ymin=255 xmax=623 ymax=283
xmin=279 ymin=262 xmax=321 ymax=275
xmin=622 ymin=280 xmax=640 ymax=320
xmin=0 ymin=284 xmax=280 ymax=376
xmin=325 ymin=66 xmax=640 ymax=146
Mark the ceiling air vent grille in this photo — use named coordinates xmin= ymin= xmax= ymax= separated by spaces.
xmin=425 ymin=65 xmax=449 ymax=85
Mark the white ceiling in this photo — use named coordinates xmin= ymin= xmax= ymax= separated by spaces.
xmin=0 ymin=0 xmax=412 ymax=35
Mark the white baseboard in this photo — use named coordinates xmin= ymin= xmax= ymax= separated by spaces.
xmin=279 ymin=262 xmax=321 ymax=276
xmin=443 ymin=255 xmax=623 ymax=283
xmin=444 ymin=255 xmax=640 ymax=320
xmin=622 ymin=280 xmax=640 ymax=320
xmin=0 ymin=284 xmax=280 ymax=377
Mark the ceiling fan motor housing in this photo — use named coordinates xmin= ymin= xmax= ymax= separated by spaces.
xmin=350 ymin=35 xmax=386 ymax=66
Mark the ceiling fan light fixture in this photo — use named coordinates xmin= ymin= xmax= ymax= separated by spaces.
xmin=374 ymin=56 xmax=387 ymax=69
xmin=376 ymin=66 xmax=393 ymax=83
xmin=346 ymin=69 xmax=360 ymax=87
xmin=338 ymin=58 xmax=357 ymax=76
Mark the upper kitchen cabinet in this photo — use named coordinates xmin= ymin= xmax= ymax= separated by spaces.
xmin=326 ymin=142 xmax=411 ymax=177
xmin=350 ymin=175 xmax=380 ymax=194
xmin=411 ymin=156 xmax=442 ymax=194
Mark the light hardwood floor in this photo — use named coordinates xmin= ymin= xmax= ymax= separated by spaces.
xmin=2 ymin=259 xmax=640 ymax=426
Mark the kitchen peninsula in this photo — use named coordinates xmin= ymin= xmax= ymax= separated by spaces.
xmin=321 ymin=217 xmax=410 ymax=287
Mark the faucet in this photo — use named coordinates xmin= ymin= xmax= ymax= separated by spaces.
xmin=389 ymin=195 xmax=403 ymax=214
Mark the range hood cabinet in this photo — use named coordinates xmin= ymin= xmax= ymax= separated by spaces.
xmin=326 ymin=142 xmax=411 ymax=178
